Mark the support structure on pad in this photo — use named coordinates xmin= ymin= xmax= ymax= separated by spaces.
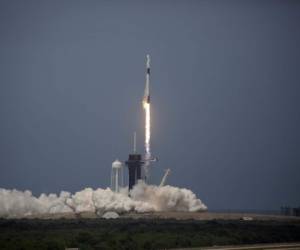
xmin=125 ymin=154 xmax=143 ymax=190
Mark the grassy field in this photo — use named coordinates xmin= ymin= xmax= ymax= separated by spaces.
xmin=0 ymin=218 xmax=299 ymax=250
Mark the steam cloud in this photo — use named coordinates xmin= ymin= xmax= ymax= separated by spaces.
xmin=0 ymin=182 xmax=207 ymax=218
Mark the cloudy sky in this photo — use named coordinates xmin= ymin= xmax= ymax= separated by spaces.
xmin=0 ymin=0 xmax=299 ymax=210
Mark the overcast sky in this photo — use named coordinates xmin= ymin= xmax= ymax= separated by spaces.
xmin=0 ymin=0 xmax=299 ymax=210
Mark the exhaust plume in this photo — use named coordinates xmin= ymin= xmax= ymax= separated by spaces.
xmin=0 ymin=182 xmax=207 ymax=218
xmin=143 ymin=100 xmax=151 ymax=178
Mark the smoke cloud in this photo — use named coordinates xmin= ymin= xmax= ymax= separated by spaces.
xmin=0 ymin=182 xmax=207 ymax=218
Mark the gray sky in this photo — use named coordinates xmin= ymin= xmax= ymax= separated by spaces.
xmin=0 ymin=0 xmax=299 ymax=210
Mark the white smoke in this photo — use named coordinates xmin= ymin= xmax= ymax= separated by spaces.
xmin=0 ymin=182 xmax=207 ymax=218
xmin=131 ymin=181 xmax=206 ymax=212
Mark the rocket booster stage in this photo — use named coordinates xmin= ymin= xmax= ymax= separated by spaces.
xmin=143 ymin=54 xmax=152 ymax=172
xmin=143 ymin=54 xmax=150 ymax=104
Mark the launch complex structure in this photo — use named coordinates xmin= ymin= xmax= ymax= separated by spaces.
xmin=125 ymin=55 xmax=157 ymax=190
xmin=111 ymin=55 xmax=162 ymax=192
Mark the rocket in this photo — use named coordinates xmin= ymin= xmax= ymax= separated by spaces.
xmin=143 ymin=54 xmax=150 ymax=104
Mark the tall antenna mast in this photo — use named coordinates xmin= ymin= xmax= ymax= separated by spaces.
xmin=133 ymin=131 xmax=137 ymax=154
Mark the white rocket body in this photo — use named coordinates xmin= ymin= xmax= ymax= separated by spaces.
xmin=143 ymin=54 xmax=150 ymax=104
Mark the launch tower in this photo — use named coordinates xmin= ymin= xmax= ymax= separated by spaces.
xmin=125 ymin=154 xmax=143 ymax=190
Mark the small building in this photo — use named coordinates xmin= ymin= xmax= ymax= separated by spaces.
xmin=281 ymin=206 xmax=300 ymax=216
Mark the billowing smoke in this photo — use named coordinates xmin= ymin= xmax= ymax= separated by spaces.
xmin=0 ymin=182 xmax=207 ymax=218
xmin=131 ymin=181 xmax=206 ymax=212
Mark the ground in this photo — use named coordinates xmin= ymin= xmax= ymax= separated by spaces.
xmin=23 ymin=211 xmax=300 ymax=221
xmin=0 ymin=212 xmax=299 ymax=250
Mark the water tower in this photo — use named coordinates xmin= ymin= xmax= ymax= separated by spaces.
xmin=111 ymin=159 xmax=123 ymax=192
